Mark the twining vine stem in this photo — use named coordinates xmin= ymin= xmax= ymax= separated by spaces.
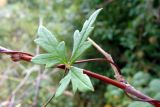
xmin=0 ymin=46 xmax=160 ymax=107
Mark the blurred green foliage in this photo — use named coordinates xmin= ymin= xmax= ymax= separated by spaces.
xmin=0 ymin=0 xmax=160 ymax=107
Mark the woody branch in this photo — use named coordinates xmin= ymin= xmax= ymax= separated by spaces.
xmin=0 ymin=46 xmax=160 ymax=107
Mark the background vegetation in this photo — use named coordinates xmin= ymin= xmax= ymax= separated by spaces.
xmin=0 ymin=0 xmax=160 ymax=107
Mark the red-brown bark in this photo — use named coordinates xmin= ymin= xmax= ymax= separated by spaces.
xmin=1 ymin=47 xmax=160 ymax=107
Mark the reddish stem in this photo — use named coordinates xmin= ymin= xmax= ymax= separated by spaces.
xmin=1 ymin=48 xmax=160 ymax=107
xmin=75 ymin=58 xmax=121 ymax=74
xmin=84 ymin=69 xmax=126 ymax=89
xmin=56 ymin=64 xmax=126 ymax=89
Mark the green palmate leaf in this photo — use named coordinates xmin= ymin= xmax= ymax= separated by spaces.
xmin=31 ymin=53 xmax=60 ymax=68
xmin=32 ymin=26 xmax=67 ymax=67
xmin=54 ymin=66 xmax=94 ymax=97
xmin=32 ymin=9 xmax=101 ymax=98
xmin=70 ymin=8 xmax=102 ymax=63
xmin=75 ymin=41 xmax=92 ymax=59
xmin=70 ymin=66 xmax=94 ymax=93
xmin=57 ymin=41 xmax=67 ymax=63
xmin=35 ymin=25 xmax=58 ymax=52
xmin=55 ymin=73 xmax=71 ymax=98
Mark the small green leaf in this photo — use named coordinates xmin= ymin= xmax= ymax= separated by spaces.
xmin=31 ymin=53 xmax=60 ymax=68
xmin=32 ymin=26 xmax=67 ymax=67
xmin=56 ymin=41 xmax=67 ymax=63
xmin=82 ymin=8 xmax=102 ymax=31
xmin=35 ymin=25 xmax=58 ymax=52
xmin=72 ymin=30 xmax=81 ymax=55
xmin=55 ymin=73 xmax=71 ymax=98
xmin=72 ymin=41 xmax=92 ymax=62
xmin=70 ymin=8 xmax=102 ymax=63
xmin=54 ymin=66 xmax=94 ymax=98
xmin=70 ymin=66 xmax=94 ymax=93
xmin=45 ymin=60 xmax=60 ymax=68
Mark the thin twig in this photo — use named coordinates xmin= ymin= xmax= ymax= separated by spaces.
xmin=75 ymin=58 xmax=121 ymax=73
xmin=7 ymin=66 xmax=39 ymax=107
xmin=42 ymin=93 xmax=55 ymax=107
xmin=32 ymin=41 xmax=41 ymax=107
xmin=1 ymin=47 xmax=160 ymax=107
xmin=32 ymin=70 xmax=42 ymax=107
xmin=87 ymin=37 xmax=125 ymax=82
